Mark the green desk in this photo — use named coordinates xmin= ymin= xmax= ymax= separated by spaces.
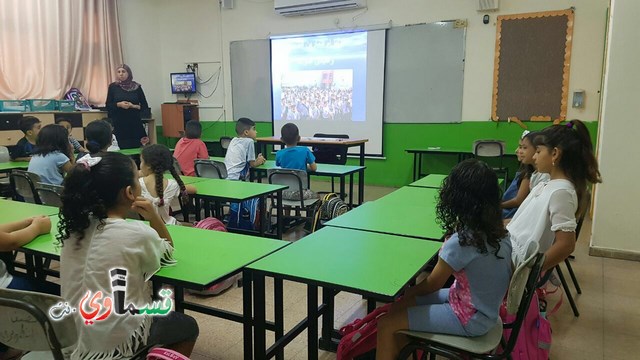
xmin=408 ymin=174 xmax=447 ymax=188
xmin=210 ymin=156 xmax=367 ymax=206
xmin=326 ymin=187 xmax=443 ymax=240
xmin=163 ymin=174 xmax=211 ymax=185
xmin=0 ymin=161 xmax=29 ymax=173
xmin=246 ymin=226 xmax=442 ymax=359
xmin=192 ymin=179 xmax=287 ymax=239
xmin=0 ymin=199 xmax=59 ymax=224
xmin=117 ymin=148 xmax=142 ymax=156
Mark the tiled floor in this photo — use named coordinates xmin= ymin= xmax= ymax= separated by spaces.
xmin=184 ymin=181 xmax=640 ymax=359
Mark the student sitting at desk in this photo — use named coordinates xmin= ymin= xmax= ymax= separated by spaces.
xmin=173 ymin=120 xmax=208 ymax=176
xmin=10 ymin=116 xmax=41 ymax=161
xmin=224 ymin=117 xmax=265 ymax=180
xmin=27 ymin=124 xmax=74 ymax=185
xmin=276 ymin=123 xmax=318 ymax=200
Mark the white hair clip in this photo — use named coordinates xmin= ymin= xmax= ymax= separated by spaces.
xmin=521 ymin=130 xmax=530 ymax=139
xmin=77 ymin=154 xmax=102 ymax=170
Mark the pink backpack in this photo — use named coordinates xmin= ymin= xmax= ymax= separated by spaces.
xmin=189 ymin=218 xmax=237 ymax=296
xmin=146 ymin=348 xmax=189 ymax=360
xmin=336 ymin=303 xmax=392 ymax=360
xmin=500 ymin=292 xmax=552 ymax=360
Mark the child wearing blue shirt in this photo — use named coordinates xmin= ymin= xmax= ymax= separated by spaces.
xmin=10 ymin=116 xmax=41 ymax=161
xmin=276 ymin=123 xmax=318 ymax=200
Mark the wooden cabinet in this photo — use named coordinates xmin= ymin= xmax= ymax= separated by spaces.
xmin=161 ymin=102 xmax=199 ymax=138
xmin=0 ymin=112 xmax=156 ymax=147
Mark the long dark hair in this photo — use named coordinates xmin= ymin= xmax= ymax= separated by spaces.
xmin=140 ymin=144 xmax=188 ymax=207
xmin=33 ymin=124 xmax=69 ymax=156
xmin=57 ymin=152 xmax=136 ymax=245
xmin=533 ymin=119 xmax=601 ymax=215
xmin=437 ymin=159 xmax=507 ymax=257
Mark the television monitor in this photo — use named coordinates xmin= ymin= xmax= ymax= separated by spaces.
xmin=170 ymin=72 xmax=197 ymax=94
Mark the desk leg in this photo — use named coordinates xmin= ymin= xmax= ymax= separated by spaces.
xmin=277 ymin=191 xmax=283 ymax=240
xmin=418 ymin=153 xmax=424 ymax=179
xmin=243 ymin=269 xmax=253 ymax=360
xmin=319 ymin=287 xmax=336 ymax=351
xmin=339 ymin=175 xmax=346 ymax=202
xmin=307 ymin=284 xmax=319 ymax=360
xmin=274 ymin=278 xmax=284 ymax=360
xmin=260 ymin=195 xmax=267 ymax=237
xmin=253 ymin=273 xmax=267 ymax=359
xmin=358 ymin=168 xmax=365 ymax=205
xmin=348 ymin=174 xmax=354 ymax=208
xmin=194 ymin=196 xmax=202 ymax=222
xmin=367 ymin=298 xmax=376 ymax=313
xmin=412 ymin=153 xmax=418 ymax=181
xmin=174 ymin=287 xmax=185 ymax=313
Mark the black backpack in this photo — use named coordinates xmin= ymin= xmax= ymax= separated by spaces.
xmin=311 ymin=193 xmax=349 ymax=232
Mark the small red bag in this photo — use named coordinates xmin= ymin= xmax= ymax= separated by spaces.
xmin=336 ymin=303 xmax=393 ymax=360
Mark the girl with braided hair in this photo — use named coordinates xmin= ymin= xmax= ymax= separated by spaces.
xmin=139 ymin=144 xmax=195 ymax=225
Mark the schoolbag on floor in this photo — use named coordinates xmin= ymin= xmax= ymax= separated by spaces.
xmin=228 ymin=198 xmax=260 ymax=231
xmin=500 ymin=291 xmax=552 ymax=360
xmin=311 ymin=193 xmax=349 ymax=232
xmin=336 ymin=303 xmax=392 ymax=360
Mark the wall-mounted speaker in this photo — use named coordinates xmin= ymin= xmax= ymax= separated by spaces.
xmin=221 ymin=0 xmax=234 ymax=9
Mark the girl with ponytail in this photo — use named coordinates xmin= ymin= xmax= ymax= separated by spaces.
xmin=507 ymin=119 xmax=601 ymax=271
xmin=139 ymin=144 xmax=195 ymax=225
xmin=58 ymin=152 xmax=198 ymax=359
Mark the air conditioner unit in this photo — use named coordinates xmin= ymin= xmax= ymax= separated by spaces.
xmin=275 ymin=0 xmax=366 ymax=16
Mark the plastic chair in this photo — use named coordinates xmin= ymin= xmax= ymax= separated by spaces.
xmin=0 ymin=146 xmax=11 ymax=193
xmin=473 ymin=140 xmax=509 ymax=189
xmin=10 ymin=170 xmax=42 ymax=204
xmin=396 ymin=242 xmax=544 ymax=360
xmin=35 ymin=183 xmax=63 ymax=207
xmin=0 ymin=288 xmax=78 ymax=360
xmin=312 ymin=133 xmax=349 ymax=193
xmin=194 ymin=159 xmax=227 ymax=179
xmin=0 ymin=145 xmax=10 ymax=162
xmin=220 ymin=136 xmax=232 ymax=156
xmin=268 ymin=168 xmax=319 ymax=231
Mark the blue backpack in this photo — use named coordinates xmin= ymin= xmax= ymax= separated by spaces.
xmin=227 ymin=198 xmax=261 ymax=231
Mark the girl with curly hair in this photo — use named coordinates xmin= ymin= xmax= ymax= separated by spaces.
xmin=57 ymin=152 xmax=198 ymax=359
xmin=376 ymin=159 xmax=513 ymax=360
xmin=139 ymin=144 xmax=195 ymax=225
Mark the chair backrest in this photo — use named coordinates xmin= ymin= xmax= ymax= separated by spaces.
xmin=194 ymin=159 xmax=227 ymax=179
xmin=473 ymin=140 xmax=506 ymax=158
xmin=0 ymin=288 xmax=78 ymax=360
xmin=0 ymin=146 xmax=10 ymax=162
xmin=35 ymin=183 xmax=63 ymax=207
xmin=172 ymin=156 xmax=183 ymax=176
xmin=575 ymin=190 xmax=592 ymax=238
xmin=267 ymin=168 xmax=308 ymax=191
xmin=312 ymin=133 xmax=349 ymax=165
xmin=10 ymin=170 xmax=42 ymax=204
xmin=220 ymin=136 xmax=232 ymax=150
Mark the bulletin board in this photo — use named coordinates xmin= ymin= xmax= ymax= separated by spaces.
xmin=491 ymin=9 xmax=574 ymax=122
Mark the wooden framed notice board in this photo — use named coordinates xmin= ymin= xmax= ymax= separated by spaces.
xmin=491 ymin=9 xmax=574 ymax=123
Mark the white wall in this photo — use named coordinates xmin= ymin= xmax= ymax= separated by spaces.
xmin=117 ymin=0 xmax=608 ymax=125
xmin=590 ymin=0 xmax=640 ymax=257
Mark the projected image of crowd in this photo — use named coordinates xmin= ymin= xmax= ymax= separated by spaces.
xmin=280 ymin=86 xmax=353 ymax=121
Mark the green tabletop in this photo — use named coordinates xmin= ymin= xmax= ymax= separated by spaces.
xmin=0 ymin=199 xmax=59 ymax=224
xmin=326 ymin=187 xmax=443 ymax=240
xmin=409 ymin=174 xmax=447 ymax=188
xmin=193 ymin=178 xmax=287 ymax=201
xmin=248 ymin=226 xmax=441 ymax=298
xmin=209 ymin=157 xmax=365 ymax=176
xmin=406 ymin=147 xmax=472 ymax=154
xmin=0 ymin=161 xmax=29 ymax=172
xmin=154 ymin=225 xmax=288 ymax=288
xmin=117 ymin=148 xmax=142 ymax=156
xmin=163 ymin=174 xmax=212 ymax=185
xmin=21 ymin=215 xmax=60 ymax=256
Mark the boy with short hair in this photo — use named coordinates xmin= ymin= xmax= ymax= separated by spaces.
xmin=276 ymin=123 xmax=318 ymax=200
xmin=10 ymin=116 xmax=41 ymax=161
xmin=224 ymin=117 xmax=265 ymax=180
xmin=56 ymin=118 xmax=87 ymax=153
xmin=174 ymin=120 xmax=209 ymax=176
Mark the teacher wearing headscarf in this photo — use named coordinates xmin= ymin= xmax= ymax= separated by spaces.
xmin=106 ymin=64 xmax=149 ymax=149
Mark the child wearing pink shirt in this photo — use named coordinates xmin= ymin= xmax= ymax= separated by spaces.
xmin=173 ymin=120 xmax=208 ymax=176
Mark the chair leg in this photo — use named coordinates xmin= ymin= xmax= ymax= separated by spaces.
xmin=556 ymin=266 xmax=579 ymax=317
xmin=565 ymin=258 xmax=582 ymax=294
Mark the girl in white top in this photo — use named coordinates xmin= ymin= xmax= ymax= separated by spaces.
xmin=139 ymin=144 xmax=196 ymax=225
xmin=507 ymin=120 xmax=601 ymax=271
xmin=58 ymin=152 xmax=198 ymax=359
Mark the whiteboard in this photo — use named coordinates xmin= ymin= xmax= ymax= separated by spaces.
xmin=384 ymin=21 xmax=465 ymax=123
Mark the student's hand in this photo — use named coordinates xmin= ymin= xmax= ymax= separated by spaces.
xmin=31 ymin=216 xmax=52 ymax=235
xmin=256 ymin=153 xmax=266 ymax=165
xmin=131 ymin=196 xmax=160 ymax=221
